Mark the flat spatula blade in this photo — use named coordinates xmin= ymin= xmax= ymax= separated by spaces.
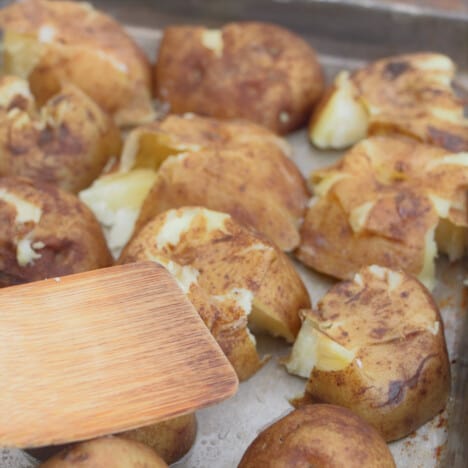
xmin=0 ymin=262 xmax=238 ymax=448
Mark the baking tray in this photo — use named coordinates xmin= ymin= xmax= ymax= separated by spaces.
xmin=0 ymin=0 xmax=467 ymax=467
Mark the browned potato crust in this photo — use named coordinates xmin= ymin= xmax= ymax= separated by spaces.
xmin=286 ymin=266 xmax=451 ymax=441
xmin=120 ymin=207 xmax=310 ymax=380
xmin=119 ymin=413 xmax=197 ymax=465
xmin=0 ymin=0 xmax=153 ymax=127
xmin=0 ymin=177 xmax=112 ymax=287
xmin=125 ymin=114 xmax=309 ymax=252
xmin=238 ymin=404 xmax=396 ymax=468
xmin=39 ymin=436 xmax=167 ymax=468
xmin=297 ymin=136 xmax=468 ymax=289
xmin=0 ymin=76 xmax=121 ymax=193
xmin=155 ymin=22 xmax=324 ymax=134
xmin=310 ymin=53 xmax=468 ymax=150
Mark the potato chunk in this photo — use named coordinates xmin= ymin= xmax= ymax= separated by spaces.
xmin=239 ymin=405 xmax=395 ymax=468
xmin=120 ymin=207 xmax=310 ymax=380
xmin=297 ymin=136 xmax=468 ymax=289
xmin=286 ymin=265 xmax=451 ymax=441
xmin=0 ymin=176 xmax=112 ymax=287
xmin=39 ymin=436 xmax=167 ymax=467
xmin=0 ymin=76 xmax=121 ymax=193
xmin=119 ymin=114 xmax=308 ymax=252
xmin=310 ymin=53 xmax=468 ymax=151
xmin=155 ymin=22 xmax=324 ymax=134
xmin=0 ymin=0 xmax=153 ymax=127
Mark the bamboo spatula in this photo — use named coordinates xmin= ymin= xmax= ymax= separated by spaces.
xmin=0 ymin=262 xmax=238 ymax=448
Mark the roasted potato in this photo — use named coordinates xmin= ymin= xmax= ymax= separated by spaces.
xmin=310 ymin=53 xmax=468 ymax=151
xmin=286 ymin=265 xmax=451 ymax=441
xmin=0 ymin=176 xmax=112 ymax=287
xmin=0 ymin=0 xmax=154 ymax=127
xmin=155 ymin=22 xmax=324 ymax=134
xmin=120 ymin=207 xmax=310 ymax=380
xmin=39 ymin=436 xmax=167 ymax=468
xmin=127 ymin=115 xmax=308 ymax=252
xmin=119 ymin=413 xmax=197 ymax=465
xmin=297 ymin=136 xmax=468 ymax=289
xmin=0 ymin=75 xmax=121 ymax=193
xmin=238 ymin=404 xmax=396 ymax=468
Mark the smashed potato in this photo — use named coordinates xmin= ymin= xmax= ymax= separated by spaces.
xmin=310 ymin=53 xmax=468 ymax=151
xmin=239 ymin=404 xmax=395 ymax=468
xmin=119 ymin=413 xmax=197 ymax=465
xmin=120 ymin=207 xmax=310 ymax=380
xmin=286 ymin=266 xmax=450 ymax=441
xmin=0 ymin=177 xmax=112 ymax=287
xmin=0 ymin=0 xmax=153 ymax=127
xmin=0 ymin=75 xmax=121 ymax=193
xmin=125 ymin=115 xmax=308 ymax=252
xmin=297 ymin=136 xmax=468 ymax=289
xmin=155 ymin=22 xmax=324 ymax=134
xmin=39 ymin=436 xmax=167 ymax=468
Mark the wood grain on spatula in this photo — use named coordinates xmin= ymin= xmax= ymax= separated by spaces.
xmin=0 ymin=262 xmax=238 ymax=448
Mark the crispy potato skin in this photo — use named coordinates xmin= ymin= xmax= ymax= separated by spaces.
xmin=128 ymin=115 xmax=309 ymax=252
xmin=155 ymin=22 xmax=324 ymax=134
xmin=120 ymin=207 xmax=309 ymax=380
xmin=39 ymin=436 xmax=167 ymax=468
xmin=238 ymin=404 xmax=395 ymax=468
xmin=297 ymin=136 xmax=468 ymax=284
xmin=309 ymin=53 xmax=468 ymax=151
xmin=0 ymin=0 xmax=153 ymax=126
xmin=0 ymin=177 xmax=112 ymax=287
xmin=0 ymin=76 xmax=121 ymax=193
xmin=298 ymin=267 xmax=451 ymax=441
xmin=119 ymin=414 xmax=197 ymax=465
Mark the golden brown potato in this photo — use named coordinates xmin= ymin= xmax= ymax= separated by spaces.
xmin=39 ymin=436 xmax=167 ymax=468
xmin=155 ymin=22 xmax=324 ymax=134
xmin=0 ymin=75 xmax=121 ymax=193
xmin=286 ymin=266 xmax=451 ymax=441
xmin=0 ymin=0 xmax=153 ymax=127
xmin=310 ymin=53 xmax=468 ymax=151
xmin=0 ymin=176 xmax=112 ymax=287
xmin=126 ymin=115 xmax=308 ymax=252
xmin=238 ymin=404 xmax=396 ymax=468
xmin=297 ymin=136 xmax=468 ymax=289
xmin=119 ymin=413 xmax=197 ymax=465
xmin=120 ymin=207 xmax=310 ymax=380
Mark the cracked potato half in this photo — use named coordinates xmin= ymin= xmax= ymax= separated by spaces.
xmin=297 ymin=136 xmax=468 ymax=289
xmin=0 ymin=75 xmax=121 ymax=193
xmin=310 ymin=53 xmax=468 ymax=151
xmin=120 ymin=207 xmax=310 ymax=381
xmin=155 ymin=22 xmax=324 ymax=134
xmin=0 ymin=0 xmax=153 ymax=127
xmin=81 ymin=114 xmax=308 ymax=255
xmin=0 ymin=176 xmax=112 ymax=287
xmin=286 ymin=265 xmax=450 ymax=441
xmin=239 ymin=404 xmax=395 ymax=468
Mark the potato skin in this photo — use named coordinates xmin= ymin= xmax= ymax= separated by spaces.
xmin=0 ymin=0 xmax=153 ymax=126
xmin=298 ymin=267 xmax=451 ymax=441
xmin=119 ymin=413 xmax=197 ymax=465
xmin=121 ymin=207 xmax=309 ymax=380
xmin=39 ymin=436 xmax=167 ymax=468
xmin=0 ymin=177 xmax=112 ymax=287
xmin=238 ymin=404 xmax=395 ymax=468
xmin=123 ymin=114 xmax=308 ymax=252
xmin=297 ymin=136 xmax=468 ymax=288
xmin=155 ymin=22 xmax=324 ymax=134
xmin=0 ymin=76 xmax=121 ymax=193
